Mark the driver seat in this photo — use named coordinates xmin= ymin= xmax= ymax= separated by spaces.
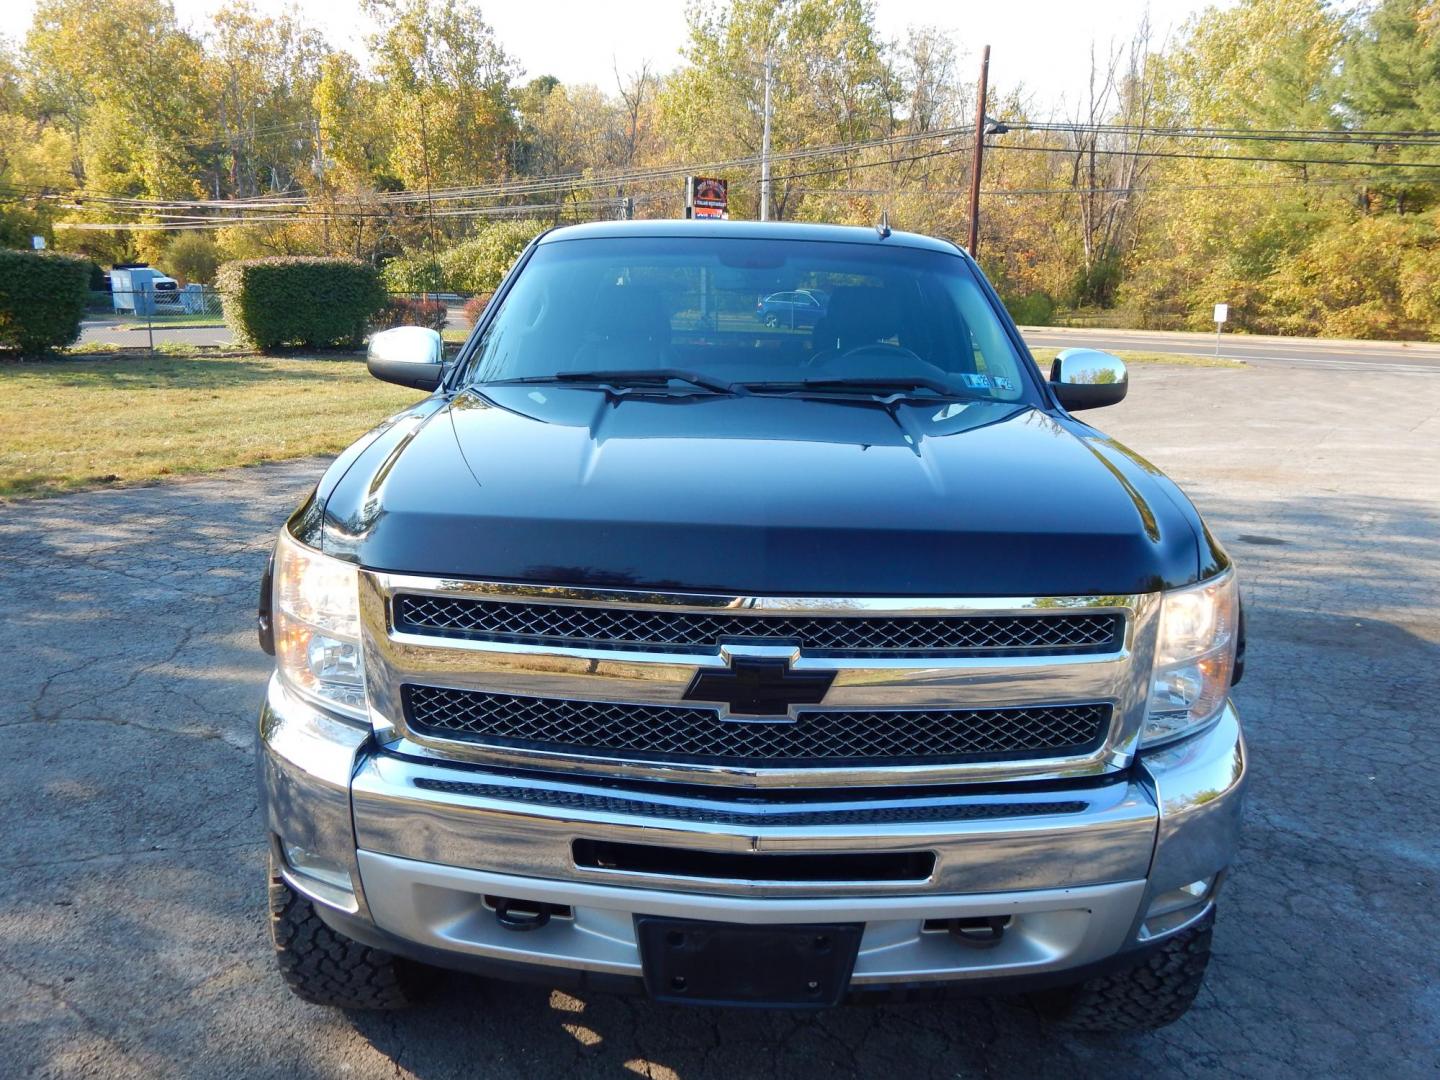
xmin=812 ymin=287 xmax=902 ymax=356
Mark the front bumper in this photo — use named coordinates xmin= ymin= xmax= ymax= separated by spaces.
xmin=258 ymin=675 xmax=1245 ymax=995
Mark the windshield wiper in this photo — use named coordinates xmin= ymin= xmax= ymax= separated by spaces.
xmin=741 ymin=376 xmax=971 ymax=399
xmin=488 ymin=369 xmax=744 ymax=396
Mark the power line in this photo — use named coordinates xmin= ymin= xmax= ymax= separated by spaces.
xmin=796 ymin=175 xmax=1437 ymax=197
xmin=1004 ymin=120 xmax=1440 ymax=147
xmin=1 ymin=125 xmax=980 ymax=211
xmin=23 ymin=122 xmax=1440 ymax=231
xmin=987 ymin=142 xmax=1440 ymax=170
xmin=17 ymin=119 xmax=1440 ymax=223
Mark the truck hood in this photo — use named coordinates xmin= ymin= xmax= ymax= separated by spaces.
xmin=316 ymin=386 xmax=1221 ymax=596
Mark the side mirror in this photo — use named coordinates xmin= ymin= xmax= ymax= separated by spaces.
xmin=367 ymin=326 xmax=445 ymax=390
xmin=1049 ymin=348 xmax=1128 ymax=411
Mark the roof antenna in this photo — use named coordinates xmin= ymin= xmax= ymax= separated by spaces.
xmin=876 ymin=209 xmax=891 ymax=239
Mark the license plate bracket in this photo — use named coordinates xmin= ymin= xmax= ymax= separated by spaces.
xmin=635 ymin=917 xmax=863 ymax=1008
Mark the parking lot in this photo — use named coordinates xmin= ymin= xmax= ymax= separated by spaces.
xmin=1 ymin=357 xmax=1436 ymax=1079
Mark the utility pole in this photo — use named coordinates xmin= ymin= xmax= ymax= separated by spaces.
xmin=966 ymin=45 xmax=991 ymax=257
xmin=418 ymin=96 xmax=439 ymax=289
xmin=759 ymin=49 xmax=774 ymax=221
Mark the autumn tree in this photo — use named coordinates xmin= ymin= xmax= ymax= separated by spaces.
xmin=659 ymin=0 xmax=895 ymax=220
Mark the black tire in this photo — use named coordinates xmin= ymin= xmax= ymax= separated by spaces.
xmin=268 ymin=854 xmax=421 ymax=1010
xmin=1031 ymin=916 xmax=1213 ymax=1032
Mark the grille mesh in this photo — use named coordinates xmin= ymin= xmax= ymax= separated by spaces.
xmin=392 ymin=594 xmax=1123 ymax=656
xmin=403 ymin=685 xmax=1109 ymax=766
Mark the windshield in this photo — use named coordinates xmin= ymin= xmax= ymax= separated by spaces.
xmin=459 ymin=235 xmax=1038 ymax=403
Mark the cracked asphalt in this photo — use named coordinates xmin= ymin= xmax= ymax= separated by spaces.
xmin=1 ymin=360 xmax=1437 ymax=1079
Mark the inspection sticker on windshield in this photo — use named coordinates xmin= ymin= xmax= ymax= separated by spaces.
xmin=991 ymin=376 xmax=1015 ymax=391
xmin=960 ymin=373 xmax=992 ymax=390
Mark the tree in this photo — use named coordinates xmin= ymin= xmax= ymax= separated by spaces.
xmin=364 ymin=0 xmax=518 ymax=193
xmin=204 ymin=1 xmax=328 ymax=200
xmin=659 ymin=0 xmax=896 ymax=220
xmin=1057 ymin=22 xmax=1162 ymax=306
xmin=25 ymin=0 xmax=210 ymax=202
xmin=1343 ymin=0 xmax=1440 ymax=212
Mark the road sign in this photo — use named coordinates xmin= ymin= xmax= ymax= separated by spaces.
xmin=32 ymin=235 xmax=45 ymax=250
xmin=1213 ymin=303 xmax=1229 ymax=323
xmin=686 ymin=176 xmax=728 ymax=220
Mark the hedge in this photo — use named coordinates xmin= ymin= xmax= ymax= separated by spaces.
xmin=0 ymin=249 xmax=91 ymax=356
xmin=370 ymin=295 xmax=448 ymax=332
xmin=216 ymin=257 xmax=387 ymax=351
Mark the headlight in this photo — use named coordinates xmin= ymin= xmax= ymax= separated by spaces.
xmin=272 ymin=528 xmax=366 ymax=722
xmin=1143 ymin=570 xmax=1238 ymax=748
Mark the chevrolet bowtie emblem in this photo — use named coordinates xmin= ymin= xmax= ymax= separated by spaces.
xmin=682 ymin=656 xmax=835 ymax=717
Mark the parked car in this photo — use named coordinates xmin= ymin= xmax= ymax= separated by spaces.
xmin=257 ymin=220 xmax=1246 ymax=1030
xmin=756 ymin=287 xmax=828 ymax=327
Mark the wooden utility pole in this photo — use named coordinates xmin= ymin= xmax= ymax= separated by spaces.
xmin=966 ymin=45 xmax=991 ymax=257
xmin=759 ymin=49 xmax=774 ymax=221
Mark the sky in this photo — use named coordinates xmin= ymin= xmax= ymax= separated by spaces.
xmin=0 ymin=0 xmax=1226 ymax=115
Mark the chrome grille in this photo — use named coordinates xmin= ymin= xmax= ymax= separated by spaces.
xmin=411 ymin=778 xmax=1089 ymax=826
xmin=392 ymin=593 xmax=1123 ymax=656
xmin=403 ymin=685 xmax=1110 ymax=766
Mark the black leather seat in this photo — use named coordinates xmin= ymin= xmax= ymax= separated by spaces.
xmin=812 ymin=287 xmax=903 ymax=356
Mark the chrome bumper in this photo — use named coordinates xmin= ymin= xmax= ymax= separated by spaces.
xmin=258 ymin=675 xmax=1245 ymax=988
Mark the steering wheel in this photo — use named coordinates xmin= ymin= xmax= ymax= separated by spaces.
xmin=811 ymin=342 xmax=953 ymax=384
xmin=831 ymin=342 xmax=925 ymax=365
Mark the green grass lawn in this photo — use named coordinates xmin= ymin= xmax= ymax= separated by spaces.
xmin=115 ymin=314 xmax=227 ymax=330
xmin=0 ymin=354 xmax=425 ymax=499
xmin=1027 ymin=348 xmax=1245 ymax=369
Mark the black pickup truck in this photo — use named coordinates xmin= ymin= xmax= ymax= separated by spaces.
xmin=258 ymin=220 xmax=1245 ymax=1030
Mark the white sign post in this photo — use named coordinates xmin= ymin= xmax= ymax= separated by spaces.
xmin=31 ymin=235 xmax=45 ymax=250
xmin=1213 ymin=303 xmax=1228 ymax=358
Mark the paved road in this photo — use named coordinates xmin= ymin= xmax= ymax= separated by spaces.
xmin=78 ymin=316 xmax=235 ymax=349
xmin=1 ymin=361 xmax=1437 ymax=1078
xmin=1020 ymin=325 xmax=1440 ymax=373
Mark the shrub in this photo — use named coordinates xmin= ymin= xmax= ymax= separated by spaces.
xmin=1005 ymin=291 xmax=1055 ymax=327
xmin=371 ymin=295 xmax=448 ymax=332
xmin=462 ymin=293 xmax=492 ymax=326
xmin=439 ymin=219 xmax=545 ymax=294
xmin=216 ymin=257 xmax=386 ymax=351
xmin=0 ymin=249 xmax=91 ymax=356
xmin=379 ymin=254 xmax=443 ymax=295
xmin=379 ymin=219 xmax=547 ymax=296
xmin=165 ymin=231 xmax=221 ymax=285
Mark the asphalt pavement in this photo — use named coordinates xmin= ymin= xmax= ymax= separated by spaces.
xmin=1019 ymin=325 xmax=1440 ymax=373
xmin=1 ymin=360 xmax=1437 ymax=1078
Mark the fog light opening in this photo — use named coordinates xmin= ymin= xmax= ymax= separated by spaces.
xmin=281 ymin=839 xmax=357 ymax=908
xmin=1140 ymin=876 xmax=1216 ymax=939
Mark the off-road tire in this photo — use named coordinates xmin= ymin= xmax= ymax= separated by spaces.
xmin=1032 ymin=916 xmax=1213 ymax=1032
xmin=268 ymin=855 xmax=421 ymax=1009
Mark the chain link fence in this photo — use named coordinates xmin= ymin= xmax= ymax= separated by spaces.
xmin=78 ymin=286 xmax=483 ymax=353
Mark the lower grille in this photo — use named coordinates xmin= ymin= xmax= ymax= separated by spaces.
xmin=403 ymin=685 xmax=1110 ymax=767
